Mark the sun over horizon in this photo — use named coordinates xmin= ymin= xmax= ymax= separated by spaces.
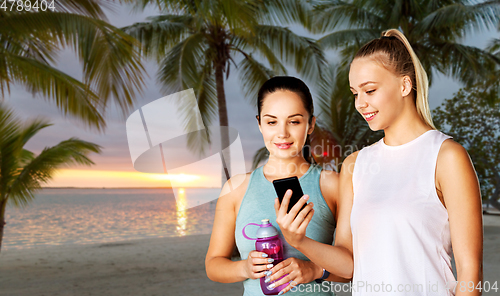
xmin=44 ymin=169 xmax=222 ymax=189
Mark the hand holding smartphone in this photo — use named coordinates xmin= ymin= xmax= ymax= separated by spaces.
xmin=272 ymin=176 xmax=307 ymax=214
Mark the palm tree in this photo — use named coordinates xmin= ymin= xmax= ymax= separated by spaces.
xmin=0 ymin=103 xmax=101 ymax=252
xmin=122 ymin=0 xmax=325 ymax=177
xmin=0 ymin=1 xmax=146 ymax=131
xmin=310 ymin=0 xmax=500 ymax=86
xmin=253 ymin=0 xmax=500 ymax=170
xmin=254 ymin=0 xmax=500 ymax=171
xmin=484 ymin=37 xmax=500 ymax=101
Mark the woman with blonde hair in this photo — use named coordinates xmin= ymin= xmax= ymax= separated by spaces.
xmin=272 ymin=29 xmax=483 ymax=295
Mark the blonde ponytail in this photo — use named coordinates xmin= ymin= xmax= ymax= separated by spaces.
xmin=354 ymin=29 xmax=436 ymax=129
xmin=382 ymin=29 xmax=435 ymax=129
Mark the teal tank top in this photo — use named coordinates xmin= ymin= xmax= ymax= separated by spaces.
xmin=235 ymin=163 xmax=336 ymax=296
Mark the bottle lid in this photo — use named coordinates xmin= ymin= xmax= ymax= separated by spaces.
xmin=256 ymin=219 xmax=278 ymax=238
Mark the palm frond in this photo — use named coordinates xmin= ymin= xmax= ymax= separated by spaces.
xmin=55 ymin=0 xmax=115 ymax=19
xmin=429 ymin=39 xmax=499 ymax=86
xmin=260 ymin=0 xmax=312 ymax=28
xmin=255 ymin=25 xmax=326 ymax=81
xmin=0 ymin=105 xmax=24 ymax=200
xmin=386 ymin=0 xmax=404 ymax=27
xmin=252 ymin=146 xmax=269 ymax=170
xmin=0 ymin=30 xmax=59 ymax=66
xmin=234 ymin=35 xmax=286 ymax=75
xmin=77 ymin=22 xmax=146 ymax=115
xmin=310 ymin=0 xmax=385 ymax=33
xmin=16 ymin=119 xmax=53 ymax=148
xmin=414 ymin=1 xmax=500 ymax=37
xmin=2 ymin=52 xmax=105 ymax=129
xmin=0 ymin=104 xmax=52 ymax=201
xmin=487 ymin=38 xmax=500 ymax=57
xmin=186 ymin=63 xmax=217 ymax=156
xmin=9 ymin=138 xmax=101 ymax=207
xmin=157 ymin=32 xmax=207 ymax=93
xmin=121 ymin=14 xmax=193 ymax=61
xmin=484 ymin=38 xmax=500 ymax=99
xmin=316 ymin=64 xmax=356 ymax=143
xmin=193 ymin=63 xmax=218 ymax=129
xmin=237 ymin=53 xmax=276 ymax=107
xmin=317 ymin=28 xmax=380 ymax=52
xmin=218 ymin=0 xmax=260 ymax=32
xmin=313 ymin=61 xmax=382 ymax=164
xmin=122 ymin=0 xmax=190 ymax=13
xmin=0 ymin=11 xmax=146 ymax=127
xmin=19 ymin=149 xmax=35 ymax=168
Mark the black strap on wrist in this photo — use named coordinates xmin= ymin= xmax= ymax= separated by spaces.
xmin=314 ymin=268 xmax=329 ymax=283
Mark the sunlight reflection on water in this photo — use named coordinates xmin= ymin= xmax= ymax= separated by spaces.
xmin=4 ymin=188 xmax=219 ymax=250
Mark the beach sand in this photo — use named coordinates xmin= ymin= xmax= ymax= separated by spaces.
xmin=1 ymin=214 xmax=499 ymax=296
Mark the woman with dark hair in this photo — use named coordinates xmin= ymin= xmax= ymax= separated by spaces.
xmin=205 ymin=76 xmax=347 ymax=295
xmin=274 ymin=30 xmax=483 ymax=296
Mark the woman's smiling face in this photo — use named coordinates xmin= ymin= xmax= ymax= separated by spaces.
xmin=349 ymin=57 xmax=410 ymax=131
xmin=258 ymin=90 xmax=315 ymax=160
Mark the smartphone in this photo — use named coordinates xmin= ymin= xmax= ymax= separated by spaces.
xmin=272 ymin=176 xmax=307 ymax=214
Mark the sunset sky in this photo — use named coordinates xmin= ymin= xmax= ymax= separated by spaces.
xmin=4 ymin=3 xmax=498 ymax=188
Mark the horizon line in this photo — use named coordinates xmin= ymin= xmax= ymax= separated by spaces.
xmin=41 ymin=186 xmax=221 ymax=189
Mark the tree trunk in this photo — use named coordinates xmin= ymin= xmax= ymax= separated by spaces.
xmin=0 ymin=197 xmax=8 ymax=253
xmin=215 ymin=61 xmax=231 ymax=187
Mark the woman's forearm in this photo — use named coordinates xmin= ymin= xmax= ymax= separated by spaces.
xmin=454 ymin=262 xmax=483 ymax=296
xmin=325 ymin=272 xmax=351 ymax=283
xmin=295 ymin=237 xmax=353 ymax=280
xmin=206 ymin=256 xmax=248 ymax=283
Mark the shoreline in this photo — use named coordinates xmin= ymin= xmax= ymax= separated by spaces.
xmin=1 ymin=231 xmax=214 ymax=252
xmin=0 ymin=215 xmax=498 ymax=296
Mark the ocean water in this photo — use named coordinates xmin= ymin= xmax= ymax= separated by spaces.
xmin=3 ymin=188 xmax=220 ymax=250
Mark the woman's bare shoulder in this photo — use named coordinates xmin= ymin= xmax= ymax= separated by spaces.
xmin=436 ymin=139 xmax=474 ymax=189
xmin=340 ymin=151 xmax=360 ymax=177
xmin=320 ymin=169 xmax=339 ymax=194
xmin=217 ymin=172 xmax=253 ymax=213
xmin=438 ymin=138 xmax=467 ymax=159
xmin=320 ymin=169 xmax=340 ymax=215
xmin=220 ymin=172 xmax=252 ymax=198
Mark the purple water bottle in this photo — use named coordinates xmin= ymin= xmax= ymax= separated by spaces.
xmin=242 ymin=219 xmax=288 ymax=295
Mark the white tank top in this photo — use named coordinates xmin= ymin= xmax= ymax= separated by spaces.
xmin=351 ymin=130 xmax=455 ymax=296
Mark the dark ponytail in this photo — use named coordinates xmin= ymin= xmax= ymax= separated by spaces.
xmin=256 ymin=76 xmax=316 ymax=164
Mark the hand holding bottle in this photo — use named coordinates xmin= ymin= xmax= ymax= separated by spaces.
xmin=266 ymin=257 xmax=324 ymax=294
xmin=243 ymin=250 xmax=274 ymax=280
xmin=242 ymin=219 xmax=287 ymax=295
